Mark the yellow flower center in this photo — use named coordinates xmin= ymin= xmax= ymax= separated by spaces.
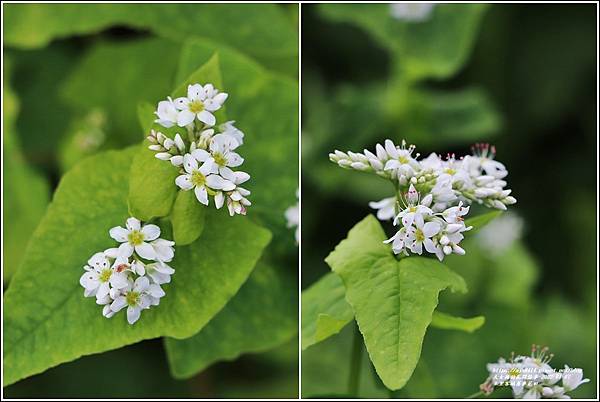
xmin=398 ymin=156 xmax=409 ymax=164
xmin=508 ymin=367 xmax=520 ymax=377
xmin=191 ymin=170 xmax=206 ymax=187
xmin=99 ymin=268 xmax=112 ymax=283
xmin=126 ymin=291 xmax=140 ymax=307
xmin=409 ymin=206 xmax=417 ymax=213
xmin=128 ymin=230 xmax=144 ymax=246
xmin=445 ymin=168 xmax=456 ymax=175
xmin=415 ymin=228 xmax=425 ymax=242
xmin=188 ymin=99 xmax=204 ymax=114
xmin=213 ymin=152 xmax=227 ymax=167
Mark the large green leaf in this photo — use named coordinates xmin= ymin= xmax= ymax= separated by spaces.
xmin=175 ymin=39 xmax=299 ymax=253
xmin=3 ymin=3 xmax=298 ymax=76
xmin=325 ymin=215 xmax=467 ymax=390
xmin=127 ymin=52 xmax=223 ymax=222
xmin=319 ymin=3 xmax=488 ymax=80
xmin=3 ymin=148 xmax=271 ymax=386
xmin=301 ymin=272 xmax=354 ymax=350
xmin=302 ymin=272 xmax=483 ymax=350
xmin=2 ymin=56 xmax=50 ymax=282
xmin=465 ymin=210 xmax=502 ymax=234
xmin=61 ymin=38 xmax=181 ymax=148
xmin=170 ymin=190 xmax=207 ymax=246
xmin=164 ymin=260 xmax=297 ymax=378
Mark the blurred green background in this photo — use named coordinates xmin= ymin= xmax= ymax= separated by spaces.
xmin=301 ymin=3 xmax=596 ymax=399
xmin=3 ymin=3 xmax=298 ymax=398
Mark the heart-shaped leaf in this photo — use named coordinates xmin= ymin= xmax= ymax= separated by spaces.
xmin=325 ymin=215 xmax=467 ymax=390
xmin=164 ymin=260 xmax=297 ymax=378
xmin=3 ymin=147 xmax=271 ymax=386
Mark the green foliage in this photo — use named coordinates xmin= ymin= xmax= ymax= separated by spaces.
xmin=429 ymin=311 xmax=485 ymax=333
xmin=128 ymin=52 xmax=224 ymax=222
xmin=318 ymin=3 xmax=488 ymax=80
xmin=3 ymin=148 xmax=271 ymax=386
xmin=170 ymin=190 xmax=207 ymax=246
xmin=325 ymin=215 xmax=467 ymax=390
xmin=301 ymin=272 xmax=354 ymax=350
xmin=2 ymin=57 xmax=50 ymax=282
xmin=61 ymin=38 xmax=181 ymax=148
xmin=3 ymin=3 xmax=298 ymax=76
xmin=465 ymin=210 xmax=502 ymax=234
xmin=176 ymin=39 xmax=299 ymax=253
xmin=165 ymin=260 xmax=297 ymax=378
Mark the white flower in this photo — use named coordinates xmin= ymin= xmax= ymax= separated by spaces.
xmin=79 ymin=252 xmax=129 ymax=300
xmin=150 ymin=238 xmax=175 ymax=263
xmin=219 ymin=120 xmax=244 ymax=148
xmin=441 ymin=201 xmax=470 ymax=224
xmin=145 ymin=261 xmax=175 ymax=285
xmin=369 ymin=197 xmax=396 ymax=221
xmin=214 ymin=168 xmax=252 ymax=216
xmin=405 ymin=219 xmax=441 ymax=255
xmin=173 ymin=83 xmax=228 ymax=127
xmin=390 ymin=3 xmax=436 ymax=22
xmin=383 ymin=140 xmax=421 ymax=179
xmin=175 ymin=154 xmax=234 ymax=205
xmin=194 ymin=133 xmax=244 ymax=174
xmin=154 ymin=97 xmax=179 ymax=128
xmin=109 ymin=217 xmax=161 ymax=260
xmin=561 ymin=365 xmax=589 ymax=392
xmin=110 ymin=277 xmax=165 ymax=325
xmin=394 ymin=184 xmax=433 ymax=227
xmin=285 ymin=189 xmax=299 ymax=243
xmin=384 ymin=227 xmax=408 ymax=255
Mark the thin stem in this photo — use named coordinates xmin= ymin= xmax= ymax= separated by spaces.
xmin=348 ymin=323 xmax=363 ymax=397
xmin=465 ymin=390 xmax=484 ymax=399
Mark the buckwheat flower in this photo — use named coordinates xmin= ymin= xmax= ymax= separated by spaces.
xmin=384 ymin=227 xmax=408 ymax=255
xmin=219 ymin=120 xmax=244 ymax=148
xmin=109 ymin=217 xmax=161 ymax=260
xmin=176 ymin=154 xmax=234 ymax=205
xmin=198 ymin=133 xmax=244 ymax=174
xmin=174 ymin=83 xmax=228 ymax=127
xmin=150 ymin=238 xmax=175 ymax=263
xmin=405 ymin=219 xmax=441 ymax=255
xmin=561 ymin=366 xmax=589 ymax=392
xmin=110 ymin=277 xmax=156 ymax=325
xmin=383 ymin=139 xmax=421 ymax=179
xmin=79 ymin=252 xmax=129 ymax=299
xmin=394 ymin=184 xmax=433 ymax=227
xmin=390 ymin=3 xmax=436 ymax=22
xmin=145 ymin=261 xmax=175 ymax=285
xmin=468 ymin=143 xmax=508 ymax=179
xmin=154 ymin=97 xmax=179 ymax=128
xmin=369 ymin=197 xmax=397 ymax=221
xmin=441 ymin=201 xmax=470 ymax=224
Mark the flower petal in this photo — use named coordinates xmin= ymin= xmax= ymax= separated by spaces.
xmin=192 ymin=148 xmax=211 ymax=162
xmin=135 ymin=242 xmax=157 ymax=260
xmin=109 ymin=226 xmax=129 ymax=242
xmin=175 ymin=174 xmax=194 ymax=190
xmin=194 ymin=185 xmax=209 ymax=205
xmin=117 ymin=242 xmax=134 ymax=258
xmin=183 ymin=153 xmax=198 ymax=174
xmin=423 ymin=222 xmax=441 ymax=237
xmin=110 ymin=296 xmax=127 ymax=312
xmin=177 ymin=109 xmax=195 ymax=127
xmin=197 ymin=110 xmax=216 ymax=126
xmin=127 ymin=306 xmax=141 ymax=324
xmin=141 ymin=224 xmax=161 ymax=241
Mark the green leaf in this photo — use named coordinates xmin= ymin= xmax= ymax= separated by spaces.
xmin=301 ymin=272 xmax=353 ymax=350
xmin=429 ymin=311 xmax=485 ymax=333
xmin=170 ymin=190 xmax=206 ymax=246
xmin=175 ymin=39 xmax=299 ymax=253
xmin=3 ymin=147 xmax=271 ymax=386
xmin=3 ymin=3 xmax=298 ymax=76
xmin=326 ymin=215 xmax=467 ymax=390
xmin=137 ymin=102 xmax=156 ymax=134
xmin=128 ymin=52 xmax=224 ymax=221
xmin=465 ymin=210 xmax=502 ymax=234
xmin=2 ymin=56 xmax=50 ymax=282
xmin=164 ymin=260 xmax=297 ymax=378
xmin=61 ymin=38 xmax=181 ymax=148
xmin=319 ymin=3 xmax=488 ymax=80
xmin=128 ymin=141 xmax=179 ymax=221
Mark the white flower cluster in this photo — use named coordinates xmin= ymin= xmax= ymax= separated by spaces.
xmin=285 ymin=188 xmax=299 ymax=243
xmin=481 ymin=345 xmax=589 ymax=399
xmin=330 ymin=139 xmax=516 ymax=260
xmin=149 ymin=83 xmax=251 ymax=216
xmin=390 ymin=3 xmax=436 ymax=22
xmin=79 ymin=217 xmax=175 ymax=324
